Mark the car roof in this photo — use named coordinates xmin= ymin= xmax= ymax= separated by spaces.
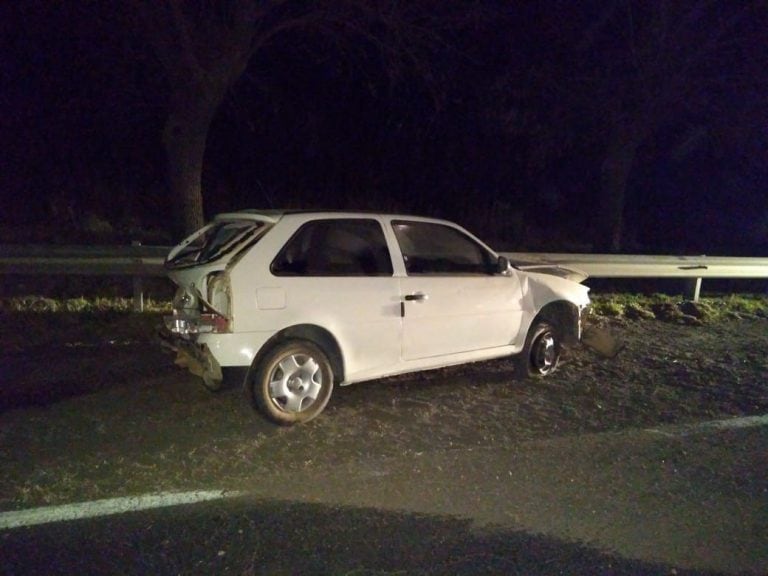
xmin=213 ymin=209 xmax=458 ymax=226
xmin=212 ymin=209 xmax=499 ymax=258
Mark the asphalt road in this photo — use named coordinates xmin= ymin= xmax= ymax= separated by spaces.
xmin=2 ymin=418 xmax=766 ymax=575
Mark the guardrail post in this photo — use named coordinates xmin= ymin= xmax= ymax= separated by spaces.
xmin=132 ymin=240 xmax=144 ymax=312
xmin=684 ymin=277 xmax=702 ymax=302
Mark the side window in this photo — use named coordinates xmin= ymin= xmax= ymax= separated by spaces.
xmin=392 ymin=221 xmax=493 ymax=275
xmin=271 ymin=219 xmax=393 ymax=277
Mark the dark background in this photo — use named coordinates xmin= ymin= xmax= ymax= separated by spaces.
xmin=1 ymin=1 xmax=766 ymax=254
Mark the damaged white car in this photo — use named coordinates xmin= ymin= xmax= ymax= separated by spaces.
xmin=160 ymin=211 xmax=590 ymax=424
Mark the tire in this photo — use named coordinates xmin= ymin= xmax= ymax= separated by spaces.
xmin=245 ymin=340 xmax=334 ymax=425
xmin=515 ymin=321 xmax=561 ymax=378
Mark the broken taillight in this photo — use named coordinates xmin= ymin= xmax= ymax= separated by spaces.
xmin=200 ymin=312 xmax=230 ymax=333
xmin=165 ymin=310 xmax=230 ymax=335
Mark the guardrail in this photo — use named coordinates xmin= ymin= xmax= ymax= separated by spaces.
xmin=1 ymin=245 xmax=766 ymax=310
xmin=502 ymin=252 xmax=768 ymax=301
xmin=0 ymin=243 xmax=170 ymax=312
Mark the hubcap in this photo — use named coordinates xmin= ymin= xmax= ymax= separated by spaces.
xmin=268 ymin=353 xmax=322 ymax=413
xmin=532 ymin=332 xmax=556 ymax=373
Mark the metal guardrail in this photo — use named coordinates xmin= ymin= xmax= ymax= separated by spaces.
xmin=0 ymin=244 xmax=169 ymax=275
xmin=502 ymin=252 xmax=768 ymax=301
xmin=1 ymin=245 xmax=766 ymax=309
xmin=0 ymin=243 xmax=171 ymax=311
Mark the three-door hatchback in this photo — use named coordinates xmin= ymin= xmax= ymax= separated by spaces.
xmin=161 ymin=211 xmax=590 ymax=424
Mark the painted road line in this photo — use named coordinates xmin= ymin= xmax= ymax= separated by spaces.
xmin=645 ymin=413 xmax=768 ymax=437
xmin=0 ymin=490 xmax=242 ymax=531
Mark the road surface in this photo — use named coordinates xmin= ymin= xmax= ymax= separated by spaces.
xmin=2 ymin=416 xmax=766 ymax=575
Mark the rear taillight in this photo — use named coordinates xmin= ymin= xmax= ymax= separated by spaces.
xmin=165 ymin=310 xmax=230 ymax=335
xmin=201 ymin=312 xmax=230 ymax=333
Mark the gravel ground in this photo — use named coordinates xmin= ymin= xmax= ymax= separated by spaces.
xmin=0 ymin=314 xmax=766 ymax=511
xmin=1 ymin=314 xmax=767 ymax=574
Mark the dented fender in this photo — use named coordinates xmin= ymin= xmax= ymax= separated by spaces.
xmin=517 ymin=269 xmax=590 ymax=344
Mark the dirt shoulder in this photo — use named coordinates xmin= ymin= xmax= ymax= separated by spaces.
xmin=0 ymin=313 xmax=766 ymax=512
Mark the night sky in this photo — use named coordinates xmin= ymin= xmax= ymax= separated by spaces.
xmin=1 ymin=1 xmax=766 ymax=254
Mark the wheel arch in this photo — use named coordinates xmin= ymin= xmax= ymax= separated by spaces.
xmin=531 ymin=300 xmax=583 ymax=345
xmin=251 ymin=324 xmax=345 ymax=383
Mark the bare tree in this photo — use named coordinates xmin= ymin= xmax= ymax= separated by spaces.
xmin=134 ymin=0 xmax=449 ymax=237
xmin=504 ymin=0 xmax=768 ymax=251
xmin=588 ymin=0 xmax=767 ymax=251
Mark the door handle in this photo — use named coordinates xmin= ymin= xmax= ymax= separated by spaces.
xmin=404 ymin=292 xmax=428 ymax=302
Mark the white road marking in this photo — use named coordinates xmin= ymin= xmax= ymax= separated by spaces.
xmin=645 ymin=413 xmax=768 ymax=437
xmin=0 ymin=490 xmax=241 ymax=531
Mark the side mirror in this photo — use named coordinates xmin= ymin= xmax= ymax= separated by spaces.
xmin=496 ymin=255 xmax=511 ymax=274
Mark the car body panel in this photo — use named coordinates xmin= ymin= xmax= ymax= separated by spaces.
xmin=162 ymin=210 xmax=590 ymax=388
xmin=398 ymin=275 xmax=524 ymax=360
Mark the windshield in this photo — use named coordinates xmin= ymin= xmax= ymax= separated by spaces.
xmin=167 ymin=220 xmax=266 ymax=268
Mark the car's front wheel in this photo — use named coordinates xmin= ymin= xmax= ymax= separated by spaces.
xmin=246 ymin=340 xmax=334 ymax=425
xmin=516 ymin=321 xmax=561 ymax=378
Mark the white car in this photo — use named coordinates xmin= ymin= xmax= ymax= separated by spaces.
xmin=161 ymin=211 xmax=590 ymax=424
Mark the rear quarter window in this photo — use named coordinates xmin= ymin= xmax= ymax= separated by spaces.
xmin=271 ymin=219 xmax=393 ymax=277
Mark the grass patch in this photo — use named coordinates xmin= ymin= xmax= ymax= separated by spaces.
xmin=0 ymin=295 xmax=171 ymax=314
xmin=590 ymin=293 xmax=768 ymax=324
xmin=721 ymin=294 xmax=768 ymax=315
xmin=0 ymin=296 xmax=172 ymax=351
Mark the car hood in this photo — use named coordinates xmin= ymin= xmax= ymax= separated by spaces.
xmin=514 ymin=263 xmax=589 ymax=283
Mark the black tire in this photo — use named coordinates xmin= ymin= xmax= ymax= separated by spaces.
xmin=245 ymin=340 xmax=334 ymax=425
xmin=515 ymin=321 xmax=561 ymax=378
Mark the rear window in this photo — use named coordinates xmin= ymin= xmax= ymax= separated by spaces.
xmin=167 ymin=220 xmax=266 ymax=268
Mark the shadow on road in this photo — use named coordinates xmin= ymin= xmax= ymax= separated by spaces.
xmin=0 ymin=496 xmax=717 ymax=576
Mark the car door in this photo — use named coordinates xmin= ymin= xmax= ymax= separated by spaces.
xmin=391 ymin=220 xmax=524 ymax=360
xmin=269 ymin=217 xmax=403 ymax=377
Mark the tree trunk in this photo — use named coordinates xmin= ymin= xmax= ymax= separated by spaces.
xmin=163 ymin=84 xmax=223 ymax=239
xmin=599 ymin=141 xmax=638 ymax=252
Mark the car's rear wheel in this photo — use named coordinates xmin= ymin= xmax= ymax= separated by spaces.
xmin=246 ymin=340 xmax=334 ymax=425
xmin=516 ymin=321 xmax=561 ymax=378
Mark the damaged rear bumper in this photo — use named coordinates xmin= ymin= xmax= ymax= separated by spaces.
xmin=157 ymin=326 xmax=223 ymax=391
